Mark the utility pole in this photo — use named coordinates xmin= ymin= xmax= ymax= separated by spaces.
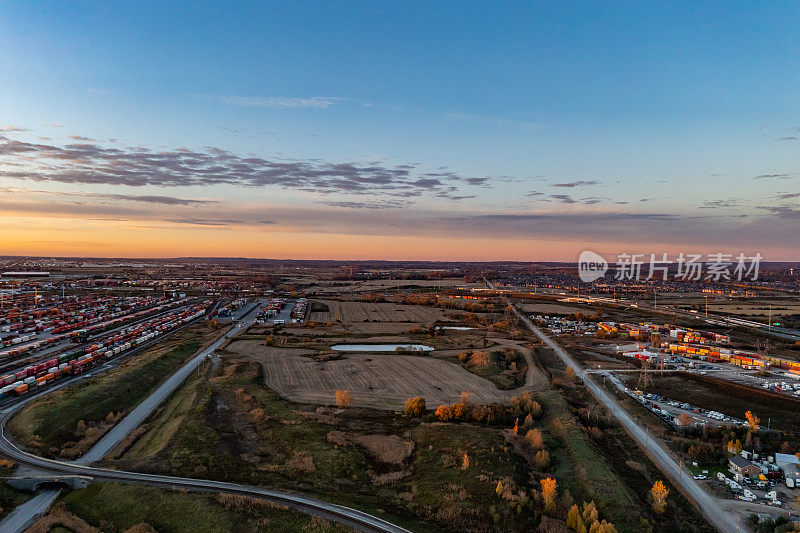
xmin=705 ymin=295 xmax=708 ymax=319
xmin=654 ymin=291 xmax=657 ymax=309
xmin=768 ymin=305 xmax=772 ymax=331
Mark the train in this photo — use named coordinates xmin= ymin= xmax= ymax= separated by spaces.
xmin=0 ymin=301 xmax=211 ymax=400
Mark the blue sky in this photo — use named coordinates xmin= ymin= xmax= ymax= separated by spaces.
xmin=1 ymin=2 xmax=799 ymax=259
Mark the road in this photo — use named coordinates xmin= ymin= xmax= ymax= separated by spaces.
xmin=0 ymin=489 xmax=60 ymax=532
xmin=0 ymin=298 xmax=410 ymax=533
xmin=490 ymin=281 xmax=743 ymax=532
xmin=75 ymin=299 xmax=264 ymax=464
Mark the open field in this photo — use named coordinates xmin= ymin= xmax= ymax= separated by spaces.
xmin=227 ymin=339 xmax=537 ymax=409
xmin=7 ymin=322 xmax=224 ymax=459
xmin=31 ymin=483 xmax=350 ymax=533
xmin=516 ymin=302 xmax=584 ymax=315
xmin=114 ymin=357 xmax=542 ymax=532
xmin=308 ymin=300 xmax=451 ymax=324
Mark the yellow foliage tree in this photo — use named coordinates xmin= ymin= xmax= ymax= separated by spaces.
xmin=567 ymin=504 xmax=585 ymax=532
xmin=541 ymin=477 xmax=558 ymax=513
xmin=404 ymin=397 xmax=426 ymax=417
xmin=535 ymin=449 xmax=551 ymax=469
xmin=651 ymin=480 xmax=669 ymax=513
xmin=727 ymin=439 xmax=742 ymax=455
xmin=582 ymin=501 xmax=598 ymax=524
xmin=565 ymin=366 xmax=576 ymax=381
xmin=745 ymin=410 xmax=759 ymax=433
xmin=335 ymin=389 xmax=352 ymax=408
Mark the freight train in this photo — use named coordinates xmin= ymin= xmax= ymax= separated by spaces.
xmin=0 ymin=301 xmax=211 ymax=400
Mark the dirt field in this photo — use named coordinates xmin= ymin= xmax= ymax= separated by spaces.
xmin=308 ymin=300 xmax=450 ymax=324
xmin=516 ymin=303 xmax=583 ymax=315
xmin=227 ymin=340 xmax=545 ymax=409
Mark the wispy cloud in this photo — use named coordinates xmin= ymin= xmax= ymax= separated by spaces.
xmin=0 ymin=128 xmax=488 ymax=200
xmin=754 ymin=173 xmax=794 ymax=180
xmin=551 ymin=180 xmax=599 ymax=188
xmin=217 ymin=95 xmax=346 ymax=109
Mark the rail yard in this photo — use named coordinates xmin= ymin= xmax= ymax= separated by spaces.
xmin=0 ymin=258 xmax=797 ymax=532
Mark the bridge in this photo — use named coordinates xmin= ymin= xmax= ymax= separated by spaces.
xmin=5 ymin=475 xmax=93 ymax=492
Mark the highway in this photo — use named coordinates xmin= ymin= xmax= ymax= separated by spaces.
xmin=511 ymin=307 xmax=743 ymax=532
xmin=487 ymin=280 xmax=744 ymax=532
xmin=0 ymin=298 xmax=410 ymax=533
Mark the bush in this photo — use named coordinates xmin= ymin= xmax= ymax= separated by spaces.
xmin=404 ymin=397 xmax=426 ymax=417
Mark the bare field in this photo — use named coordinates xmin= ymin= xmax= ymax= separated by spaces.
xmin=227 ymin=340 xmax=544 ymax=409
xmin=308 ymin=300 xmax=450 ymax=324
xmin=516 ymin=303 xmax=583 ymax=315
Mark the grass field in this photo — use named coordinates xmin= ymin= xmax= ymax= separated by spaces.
xmin=46 ymin=482 xmax=350 ymax=532
xmin=8 ymin=322 xmax=222 ymax=459
xmin=114 ymin=356 xmax=544 ymax=532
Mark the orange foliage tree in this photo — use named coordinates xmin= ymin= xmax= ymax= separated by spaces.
xmin=335 ymin=389 xmax=352 ymax=408
xmin=745 ymin=410 xmax=760 ymax=433
xmin=651 ymin=480 xmax=669 ymax=513
xmin=541 ymin=477 xmax=558 ymax=513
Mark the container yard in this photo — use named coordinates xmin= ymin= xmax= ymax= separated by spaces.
xmin=0 ymin=299 xmax=212 ymax=401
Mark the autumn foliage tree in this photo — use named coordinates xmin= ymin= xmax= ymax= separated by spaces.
xmin=435 ymin=405 xmax=454 ymax=421
xmin=565 ymin=366 xmax=576 ymax=381
xmin=404 ymin=397 xmax=426 ymax=417
xmin=335 ymin=390 xmax=352 ymax=408
xmin=651 ymin=480 xmax=669 ymax=513
xmin=745 ymin=410 xmax=760 ymax=433
xmin=541 ymin=477 xmax=558 ymax=513
xmin=525 ymin=428 xmax=544 ymax=450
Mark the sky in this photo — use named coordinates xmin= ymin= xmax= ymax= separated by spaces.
xmin=1 ymin=2 xmax=799 ymax=261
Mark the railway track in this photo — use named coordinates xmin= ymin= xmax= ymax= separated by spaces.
xmin=0 ymin=301 xmax=410 ymax=533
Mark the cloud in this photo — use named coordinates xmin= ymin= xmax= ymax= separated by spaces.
xmin=777 ymin=193 xmax=800 ymax=199
xmin=699 ymin=198 xmax=740 ymax=209
xmin=550 ymin=194 xmax=576 ymax=203
xmin=217 ymin=95 xmax=345 ymax=109
xmin=754 ymin=174 xmax=794 ymax=180
xmin=776 ymin=137 xmax=799 ymax=141
xmin=2 ymin=126 xmax=28 ymax=132
xmin=96 ymin=194 xmax=218 ymax=206
xmin=69 ymin=135 xmax=96 ymax=141
xmin=320 ymin=200 xmax=408 ymax=209
xmin=44 ymin=123 xmax=63 ymax=127
xmin=0 ymin=129 xmax=484 ymax=200
xmin=551 ymin=180 xmax=599 ymax=188
xmin=524 ymin=192 xmax=544 ymax=197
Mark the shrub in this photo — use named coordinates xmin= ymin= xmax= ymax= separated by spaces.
xmin=335 ymin=389 xmax=352 ymax=408
xmin=404 ymin=397 xmax=426 ymax=417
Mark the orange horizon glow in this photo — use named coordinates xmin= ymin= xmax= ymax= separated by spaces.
xmin=2 ymin=214 xmax=798 ymax=262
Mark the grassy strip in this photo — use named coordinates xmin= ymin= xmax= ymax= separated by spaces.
xmin=8 ymin=323 xmax=221 ymax=458
xmin=59 ymin=482 xmax=350 ymax=533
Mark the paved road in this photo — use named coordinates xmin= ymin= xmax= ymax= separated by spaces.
xmin=77 ymin=299 xmax=266 ymax=464
xmin=0 ymin=488 xmax=60 ymax=532
xmin=487 ymin=279 xmax=745 ymax=533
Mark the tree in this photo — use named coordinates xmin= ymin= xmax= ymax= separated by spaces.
xmin=462 ymin=452 xmax=470 ymax=469
xmin=651 ymin=481 xmax=669 ymax=513
xmin=727 ymin=439 xmax=742 ymax=455
xmin=745 ymin=410 xmax=760 ymax=433
xmin=525 ymin=428 xmax=544 ymax=450
xmin=567 ymin=504 xmax=585 ymax=532
xmin=435 ymin=405 xmax=454 ymax=421
xmin=541 ymin=477 xmax=558 ymax=513
xmin=335 ymin=390 xmax=352 ymax=408
xmin=565 ymin=366 xmax=576 ymax=381
xmin=512 ymin=417 xmax=520 ymax=436
xmin=677 ymin=412 xmax=693 ymax=428
xmin=581 ymin=501 xmax=598 ymax=525
xmin=404 ymin=397 xmax=426 ymax=417
xmin=460 ymin=390 xmax=472 ymax=406
xmin=535 ymin=449 xmax=551 ymax=469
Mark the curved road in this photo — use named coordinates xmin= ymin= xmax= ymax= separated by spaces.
xmin=509 ymin=305 xmax=743 ymax=532
xmin=0 ymin=299 xmax=410 ymax=533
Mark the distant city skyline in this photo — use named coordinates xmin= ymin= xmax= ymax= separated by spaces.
xmin=1 ymin=2 xmax=798 ymax=260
